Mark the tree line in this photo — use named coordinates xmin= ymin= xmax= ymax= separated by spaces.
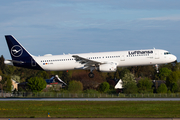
xmin=0 ymin=55 xmax=180 ymax=94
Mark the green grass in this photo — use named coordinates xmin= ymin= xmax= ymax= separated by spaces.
xmin=0 ymin=101 xmax=180 ymax=118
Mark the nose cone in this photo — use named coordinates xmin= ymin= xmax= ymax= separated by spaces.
xmin=171 ymin=55 xmax=177 ymax=62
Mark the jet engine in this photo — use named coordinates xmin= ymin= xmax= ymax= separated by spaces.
xmin=98 ymin=63 xmax=117 ymax=72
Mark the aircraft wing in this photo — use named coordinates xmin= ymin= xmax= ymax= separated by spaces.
xmin=72 ymin=55 xmax=103 ymax=69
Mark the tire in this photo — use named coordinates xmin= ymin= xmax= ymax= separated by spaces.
xmin=88 ymin=72 xmax=94 ymax=78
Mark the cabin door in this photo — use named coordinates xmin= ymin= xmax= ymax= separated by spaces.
xmin=155 ymin=51 xmax=159 ymax=59
xmin=120 ymin=55 xmax=125 ymax=61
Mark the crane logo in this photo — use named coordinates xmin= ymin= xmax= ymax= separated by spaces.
xmin=11 ymin=45 xmax=23 ymax=57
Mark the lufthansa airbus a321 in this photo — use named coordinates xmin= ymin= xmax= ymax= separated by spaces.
xmin=4 ymin=35 xmax=177 ymax=78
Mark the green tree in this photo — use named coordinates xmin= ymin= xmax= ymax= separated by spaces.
xmin=1 ymin=74 xmax=12 ymax=92
xmin=157 ymin=83 xmax=167 ymax=93
xmin=159 ymin=67 xmax=172 ymax=80
xmin=166 ymin=71 xmax=180 ymax=88
xmin=114 ymin=71 xmax=120 ymax=80
xmin=27 ymin=77 xmax=47 ymax=92
xmin=176 ymin=79 xmax=180 ymax=92
xmin=0 ymin=75 xmax=6 ymax=93
xmin=36 ymin=71 xmax=49 ymax=79
xmin=68 ymin=80 xmax=83 ymax=93
xmin=61 ymin=71 xmax=71 ymax=85
xmin=171 ymin=83 xmax=178 ymax=93
xmin=130 ymin=66 xmax=155 ymax=78
xmin=98 ymin=82 xmax=110 ymax=93
xmin=5 ymin=77 xmax=12 ymax=92
xmin=122 ymin=72 xmax=138 ymax=94
xmin=173 ymin=62 xmax=180 ymax=71
xmin=123 ymin=82 xmax=138 ymax=94
xmin=122 ymin=72 xmax=136 ymax=87
xmin=84 ymin=89 xmax=99 ymax=94
xmin=106 ymin=73 xmax=114 ymax=80
xmin=0 ymin=70 xmax=2 ymax=76
xmin=0 ymin=55 xmax=5 ymax=72
xmin=137 ymin=78 xmax=153 ymax=93
xmin=114 ymin=67 xmax=123 ymax=79
xmin=119 ymin=68 xmax=130 ymax=79
xmin=4 ymin=65 xmax=16 ymax=75
xmin=160 ymin=63 xmax=174 ymax=71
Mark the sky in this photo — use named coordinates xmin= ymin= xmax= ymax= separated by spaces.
xmin=0 ymin=0 xmax=180 ymax=61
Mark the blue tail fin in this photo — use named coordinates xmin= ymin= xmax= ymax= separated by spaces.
xmin=5 ymin=35 xmax=32 ymax=61
xmin=5 ymin=35 xmax=43 ymax=70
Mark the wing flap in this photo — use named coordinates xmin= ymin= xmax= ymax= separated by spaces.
xmin=72 ymin=55 xmax=103 ymax=69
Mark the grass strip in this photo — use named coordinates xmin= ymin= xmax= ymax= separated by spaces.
xmin=0 ymin=101 xmax=179 ymax=118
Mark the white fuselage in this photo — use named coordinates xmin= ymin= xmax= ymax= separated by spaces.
xmin=33 ymin=49 xmax=177 ymax=71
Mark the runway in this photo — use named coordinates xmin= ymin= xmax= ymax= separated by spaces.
xmin=1 ymin=98 xmax=180 ymax=101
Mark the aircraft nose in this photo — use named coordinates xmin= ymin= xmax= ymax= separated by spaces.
xmin=172 ymin=55 xmax=177 ymax=62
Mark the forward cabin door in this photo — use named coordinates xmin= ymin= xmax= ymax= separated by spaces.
xmin=155 ymin=50 xmax=159 ymax=59
xmin=120 ymin=54 xmax=125 ymax=61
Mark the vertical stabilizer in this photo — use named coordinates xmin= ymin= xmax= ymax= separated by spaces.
xmin=5 ymin=35 xmax=43 ymax=70
xmin=5 ymin=35 xmax=32 ymax=61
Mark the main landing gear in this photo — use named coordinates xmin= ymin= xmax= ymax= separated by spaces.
xmin=88 ymin=72 xmax=94 ymax=78
xmin=88 ymin=67 xmax=95 ymax=78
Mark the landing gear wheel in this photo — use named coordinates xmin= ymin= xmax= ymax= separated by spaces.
xmin=88 ymin=72 xmax=94 ymax=78
xmin=155 ymin=64 xmax=159 ymax=73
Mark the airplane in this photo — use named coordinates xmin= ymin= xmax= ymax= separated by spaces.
xmin=4 ymin=35 xmax=177 ymax=78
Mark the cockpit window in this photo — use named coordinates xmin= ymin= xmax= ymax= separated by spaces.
xmin=164 ymin=52 xmax=171 ymax=55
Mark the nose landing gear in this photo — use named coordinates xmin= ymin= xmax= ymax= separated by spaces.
xmin=155 ymin=64 xmax=159 ymax=73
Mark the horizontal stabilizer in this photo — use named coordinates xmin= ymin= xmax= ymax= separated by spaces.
xmin=4 ymin=59 xmax=24 ymax=65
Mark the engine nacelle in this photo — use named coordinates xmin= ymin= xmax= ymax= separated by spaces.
xmin=99 ymin=63 xmax=117 ymax=72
